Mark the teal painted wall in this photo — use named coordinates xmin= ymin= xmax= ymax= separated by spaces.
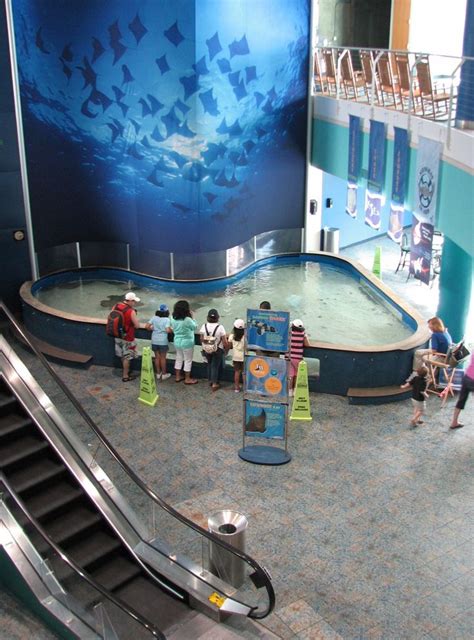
xmin=312 ymin=118 xmax=474 ymax=256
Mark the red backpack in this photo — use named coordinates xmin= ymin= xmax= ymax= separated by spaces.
xmin=106 ymin=303 xmax=128 ymax=338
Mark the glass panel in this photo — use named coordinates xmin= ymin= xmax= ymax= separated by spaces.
xmin=79 ymin=242 xmax=128 ymax=269
xmin=174 ymin=251 xmax=226 ymax=280
xmin=256 ymin=228 xmax=301 ymax=260
xmin=37 ymin=243 xmax=78 ymax=276
xmin=130 ymin=248 xmax=172 ymax=279
xmin=227 ymin=238 xmax=255 ymax=275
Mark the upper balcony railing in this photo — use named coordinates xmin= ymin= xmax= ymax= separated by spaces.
xmin=312 ymin=46 xmax=474 ymax=132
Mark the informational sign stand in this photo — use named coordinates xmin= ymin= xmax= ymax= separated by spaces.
xmin=238 ymin=309 xmax=291 ymax=465
xmin=138 ymin=346 xmax=159 ymax=407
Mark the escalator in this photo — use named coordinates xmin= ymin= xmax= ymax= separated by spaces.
xmin=0 ymin=373 xmax=190 ymax=638
xmin=0 ymin=302 xmax=275 ymax=638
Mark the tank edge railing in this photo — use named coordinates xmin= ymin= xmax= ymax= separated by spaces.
xmin=0 ymin=472 xmax=164 ymax=639
xmin=0 ymin=300 xmax=275 ymax=619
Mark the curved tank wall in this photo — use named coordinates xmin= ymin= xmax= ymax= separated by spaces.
xmin=20 ymin=253 xmax=430 ymax=396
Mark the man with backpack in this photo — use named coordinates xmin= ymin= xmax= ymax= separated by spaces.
xmin=108 ymin=291 xmax=141 ymax=381
xmin=199 ymin=308 xmax=228 ymax=391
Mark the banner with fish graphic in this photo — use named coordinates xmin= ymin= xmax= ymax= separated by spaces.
xmin=11 ymin=0 xmax=310 ymax=265
xmin=388 ymin=127 xmax=409 ymax=244
xmin=409 ymin=137 xmax=441 ymax=285
xmin=364 ymin=120 xmax=385 ymax=231
xmin=346 ymin=115 xmax=362 ymax=218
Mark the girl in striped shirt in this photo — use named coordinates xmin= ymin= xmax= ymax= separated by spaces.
xmin=289 ymin=319 xmax=309 ymax=396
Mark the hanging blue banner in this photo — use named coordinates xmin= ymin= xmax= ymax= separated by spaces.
xmin=346 ymin=115 xmax=362 ymax=218
xmin=365 ymin=120 xmax=385 ymax=230
xmin=388 ymin=127 xmax=409 ymax=243
xmin=347 ymin=115 xmax=362 ymax=184
xmin=367 ymin=120 xmax=386 ymax=194
xmin=409 ymin=137 xmax=441 ymax=285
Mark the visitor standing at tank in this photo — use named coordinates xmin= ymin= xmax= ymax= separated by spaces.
xmin=170 ymin=300 xmax=198 ymax=385
xmin=228 ymin=319 xmax=245 ymax=392
xmin=450 ymin=352 xmax=474 ymax=429
xmin=145 ymin=304 xmax=172 ymax=381
xmin=412 ymin=317 xmax=452 ymax=370
xmin=199 ymin=309 xmax=228 ymax=391
xmin=289 ymin=319 xmax=309 ymax=396
xmin=114 ymin=292 xmax=140 ymax=382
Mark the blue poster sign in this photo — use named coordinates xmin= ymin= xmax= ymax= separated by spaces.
xmin=245 ymin=355 xmax=288 ymax=401
xmin=388 ymin=127 xmax=409 ymax=243
xmin=347 ymin=115 xmax=362 ymax=184
xmin=367 ymin=120 xmax=386 ymax=194
xmin=246 ymin=309 xmax=289 ymax=353
xmin=245 ymin=400 xmax=286 ymax=439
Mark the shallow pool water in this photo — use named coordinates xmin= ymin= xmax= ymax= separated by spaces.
xmin=35 ymin=261 xmax=413 ymax=346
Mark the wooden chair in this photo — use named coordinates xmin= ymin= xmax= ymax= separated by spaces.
xmin=394 ymin=52 xmax=422 ymax=113
xmin=425 ymin=342 xmax=469 ymax=405
xmin=415 ymin=56 xmax=451 ymax=119
xmin=313 ymin=50 xmax=327 ymax=94
xmin=339 ymin=50 xmax=366 ymax=101
xmin=360 ymin=50 xmax=380 ymax=104
xmin=395 ymin=232 xmax=410 ymax=273
xmin=321 ymin=48 xmax=338 ymax=96
xmin=377 ymin=53 xmax=401 ymax=108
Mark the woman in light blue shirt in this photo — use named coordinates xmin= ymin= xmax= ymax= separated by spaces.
xmin=146 ymin=304 xmax=172 ymax=381
xmin=170 ymin=300 xmax=198 ymax=384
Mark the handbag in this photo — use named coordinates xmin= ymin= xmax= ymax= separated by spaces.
xmin=447 ymin=341 xmax=470 ymax=367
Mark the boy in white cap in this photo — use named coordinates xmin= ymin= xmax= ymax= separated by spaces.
xmin=228 ymin=319 xmax=245 ymax=392
xmin=114 ymin=291 xmax=141 ymax=381
xmin=289 ymin=319 xmax=309 ymax=396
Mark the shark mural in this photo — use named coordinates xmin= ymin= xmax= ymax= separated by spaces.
xmin=12 ymin=0 xmax=309 ymax=259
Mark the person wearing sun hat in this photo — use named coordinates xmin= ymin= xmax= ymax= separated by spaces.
xmin=289 ymin=318 xmax=309 ymax=396
xmin=114 ymin=291 xmax=141 ymax=382
xmin=228 ymin=319 xmax=245 ymax=392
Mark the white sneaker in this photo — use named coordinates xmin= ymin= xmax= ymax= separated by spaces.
xmin=289 ymin=389 xmax=294 ymax=397
xmin=156 ymin=374 xmax=162 ymax=381
xmin=161 ymin=373 xmax=171 ymax=381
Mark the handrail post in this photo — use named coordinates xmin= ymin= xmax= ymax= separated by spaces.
xmin=447 ymin=60 xmax=462 ymax=149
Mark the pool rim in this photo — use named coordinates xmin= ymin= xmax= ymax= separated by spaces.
xmin=20 ymin=251 xmax=431 ymax=354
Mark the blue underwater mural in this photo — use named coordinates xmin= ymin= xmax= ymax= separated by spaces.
xmin=12 ymin=0 xmax=309 ymax=256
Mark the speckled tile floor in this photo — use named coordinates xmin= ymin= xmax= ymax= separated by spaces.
xmin=2 ymin=238 xmax=473 ymax=639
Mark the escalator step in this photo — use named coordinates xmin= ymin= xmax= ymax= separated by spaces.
xmin=0 ymin=413 xmax=33 ymax=438
xmin=0 ymin=390 xmax=17 ymax=414
xmin=24 ymin=480 xmax=83 ymax=520
xmin=65 ymin=529 xmax=122 ymax=570
xmin=7 ymin=457 xmax=66 ymax=493
xmin=45 ymin=504 xmax=102 ymax=545
xmin=0 ymin=435 xmax=49 ymax=468
xmin=91 ymin=554 xmax=141 ymax=592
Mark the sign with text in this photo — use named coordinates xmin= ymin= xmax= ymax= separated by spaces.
xmin=245 ymin=355 xmax=288 ymax=402
xmin=245 ymin=400 xmax=286 ymax=439
xmin=246 ymin=309 xmax=289 ymax=353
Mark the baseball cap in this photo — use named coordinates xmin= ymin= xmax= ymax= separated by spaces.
xmin=125 ymin=291 xmax=140 ymax=302
xmin=159 ymin=303 xmax=168 ymax=312
xmin=292 ymin=319 xmax=304 ymax=329
xmin=233 ymin=319 xmax=245 ymax=329
xmin=208 ymin=308 xmax=219 ymax=321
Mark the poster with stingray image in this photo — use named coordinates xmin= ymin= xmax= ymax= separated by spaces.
xmin=245 ymin=401 xmax=286 ymax=439
xmin=11 ymin=0 xmax=309 ymax=261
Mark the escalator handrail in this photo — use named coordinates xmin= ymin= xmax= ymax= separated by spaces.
xmin=0 ymin=473 xmax=165 ymax=639
xmin=0 ymin=302 xmax=275 ymax=618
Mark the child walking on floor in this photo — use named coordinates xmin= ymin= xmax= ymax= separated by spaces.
xmin=289 ymin=319 xmax=309 ymax=396
xmin=400 ymin=365 xmax=429 ymax=426
xmin=145 ymin=304 xmax=172 ymax=380
xmin=228 ymin=319 xmax=245 ymax=392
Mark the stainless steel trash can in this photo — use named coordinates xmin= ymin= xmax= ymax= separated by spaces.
xmin=208 ymin=510 xmax=248 ymax=588
xmin=323 ymin=227 xmax=340 ymax=254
